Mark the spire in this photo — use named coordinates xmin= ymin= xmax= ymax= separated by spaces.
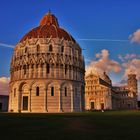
xmin=48 ymin=9 xmax=51 ymax=14
xmin=39 ymin=11 xmax=59 ymax=27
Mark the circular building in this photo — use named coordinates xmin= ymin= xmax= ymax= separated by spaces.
xmin=9 ymin=12 xmax=85 ymax=112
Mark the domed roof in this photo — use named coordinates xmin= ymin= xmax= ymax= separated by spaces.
xmin=20 ymin=11 xmax=76 ymax=43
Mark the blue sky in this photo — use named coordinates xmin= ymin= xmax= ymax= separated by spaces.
xmin=0 ymin=0 xmax=140 ymax=86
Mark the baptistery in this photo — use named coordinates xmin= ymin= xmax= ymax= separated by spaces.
xmin=9 ymin=11 xmax=85 ymax=112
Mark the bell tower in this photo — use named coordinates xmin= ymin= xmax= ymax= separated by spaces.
xmin=127 ymin=73 xmax=137 ymax=97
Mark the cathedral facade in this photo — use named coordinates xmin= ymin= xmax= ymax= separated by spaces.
xmin=9 ymin=12 xmax=85 ymax=113
xmin=85 ymin=72 xmax=137 ymax=110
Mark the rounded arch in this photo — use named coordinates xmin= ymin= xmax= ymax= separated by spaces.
xmin=46 ymin=81 xmax=60 ymax=89
xmin=29 ymin=80 xmax=46 ymax=90
xmin=18 ymin=81 xmax=28 ymax=91
xmin=60 ymin=82 xmax=73 ymax=90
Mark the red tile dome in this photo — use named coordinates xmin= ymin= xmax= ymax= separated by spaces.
xmin=20 ymin=11 xmax=76 ymax=43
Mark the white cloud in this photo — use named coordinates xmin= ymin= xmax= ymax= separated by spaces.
xmin=0 ymin=77 xmax=10 ymax=95
xmin=122 ymin=59 xmax=140 ymax=80
xmin=0 ymin=42 xmax=14 ymax=48
xmin=129 ymin=29 xmax=140 ymax=44
xmin=86 ymin=49 xmax=122 ymax=75
xmin=118 ymin=54 xmax=140 ymax=62
xmin=78 ymin=38 xmax=128 ymax=42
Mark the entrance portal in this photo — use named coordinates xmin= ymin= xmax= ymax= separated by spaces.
xmin=90 ymin=102 xmax=94 ymax=110
xmin=23 ymin=96 xmax=28 ymax=110
xmin=101 ymin=103 xmax=104 ymax=110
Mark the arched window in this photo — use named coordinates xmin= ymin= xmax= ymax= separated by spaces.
xmin=65 ymin=87 xmax=67 ymax=97
xmin=37 ymin=45 xmax=40 ymax=52
xmin=14 ymin=88 xmax=16 ymax=97
xmin=65 ymin=65 xmax=67 ymax=75
xmin=25 ymin=47 xmax=27 ymax=53
xmin=61 ymin=46 xmax=64 ymax=52
xmin=47 ymin=63 xmax=50 ymax=74
xmin=51 ymin=87 xmax=54 ymax=96
xmin=49 ymin=45 xmax=53 ymax=52
xmin=23 ymin=65 xmax=26 ymax=75
xmin=36 ymin=87 xmax=39 ymax=96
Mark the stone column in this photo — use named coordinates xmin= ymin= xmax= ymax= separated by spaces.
xmin=59 ymin=88 xmax=62 ymax=112
xmin=43 ymin=64 xmax=46 ymax=78
xmin=29 ymin=65 xmax=32 ymax=79
xmin=44 ymin=88 xmax=48 ymax=112
xmin=29 ymin=89 xmax=32 ymax=112
xmin=71 ymin=89 xmax=74 ymax=112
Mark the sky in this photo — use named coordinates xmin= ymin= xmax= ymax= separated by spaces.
xmin=0 ymin=0 xmax=140 ymax=98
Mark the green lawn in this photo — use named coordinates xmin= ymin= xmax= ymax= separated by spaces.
xmin=0 ymin=111 xmax=140 ymax=140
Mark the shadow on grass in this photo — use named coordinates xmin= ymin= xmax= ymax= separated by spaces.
xmin=0 ymin=110 xmax=140 ymax=140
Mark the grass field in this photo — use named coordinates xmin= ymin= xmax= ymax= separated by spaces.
xmin=0 ymin=111 xmax=140 ymax=140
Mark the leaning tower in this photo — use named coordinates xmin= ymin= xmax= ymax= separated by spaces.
xmin=127 ymin=74 xmax=137 ymax=95
xmin=127 ymin=73 xmax=138 ymax=109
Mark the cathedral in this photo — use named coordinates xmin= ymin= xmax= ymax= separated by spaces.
xmin=85 ymin=72 xmax=137 ymax=110
xmin=8 ymin=12 xmax=85 ymax=112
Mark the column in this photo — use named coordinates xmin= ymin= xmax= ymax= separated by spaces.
xmin=29 ymin=65 xmax=32 ymax=79
xmin=43 ymin=64 xmax=46 ymax=78
xmin=71 ymin=89 xmax=74 ymax=112
xmin=59 ymin=88 xmax=62 ymax=112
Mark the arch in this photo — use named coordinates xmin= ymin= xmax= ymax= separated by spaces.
xmin=51 ymin=87 xmax=54 ymax=96
xmin=25 ymin=47 xmax=28 ymax=53
xmin=36 ymin=86 xmax=40 ymax=96
xmin=65 ymin=64 xmax=67 ymax=75
xmin=48 ymin=57 xmax=55 ymax=64
xmin=47 ymin=81 xmax=60 ymax=97
xmin=60 ymin=82 xmax=73 ymax=97
xmin=22 ymin=84 xmax=29 ymax=94
xmin=37 ymin=44 xmax=40 ymax=52
xmin=61 ymin=82 xmax=73 ymax=89
xmin=46 ymin=63 xmax=50 ymax=74
xmin=49 ymin=44 xmax=53 ymax=52
xmin=29 ymin=80 xmax=46 ymax=90
xmin=11 ymin=82 xmax=20 ymax=96
xmin=64 ymin=87 xmax=67 ymax=97
xmin=23 ymin=65 xmax=26 ymax=75
xmin=19 ymin=81 xmax=27 ymax=91
xmin=60 ymin=82 xmax=73 ymax=112
xmin=61 ymin=45 xmax=64 ymax=52
xmin=46 ymin=81 xmax=60 ymax=89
